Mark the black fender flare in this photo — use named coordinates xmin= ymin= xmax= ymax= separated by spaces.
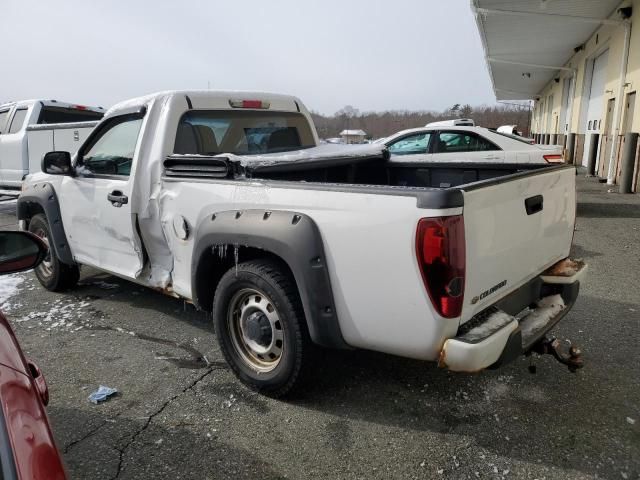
xmin=17 ymin=182 xmax=75 ymax=265
xmin=191 ymin=209 xmax=348 ymax=349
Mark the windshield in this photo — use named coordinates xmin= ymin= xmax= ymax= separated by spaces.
xmin=174 ymin=110 xmax=315 ymax=156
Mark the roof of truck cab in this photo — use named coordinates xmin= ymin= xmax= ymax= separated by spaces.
xmin=106 ymin=90 xmax=305 ymax=117
xmin=0 ymin=99 xmax=104 ymax=111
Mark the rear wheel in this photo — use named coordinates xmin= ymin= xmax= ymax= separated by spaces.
xmin=213 ymin=259 xmax=312 ymax=397
xmin=28 ymin=214 xmax=80 ymax=291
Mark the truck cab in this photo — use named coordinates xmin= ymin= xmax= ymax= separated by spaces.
xmin=0 ymin=100 xmax=104 ymax=189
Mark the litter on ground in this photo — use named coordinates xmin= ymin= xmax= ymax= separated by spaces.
xmin=88 ymin=385 xmax=118 ymax=404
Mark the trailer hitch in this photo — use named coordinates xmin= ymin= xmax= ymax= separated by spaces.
xmin=528 ymin=335 xmax=584 ymax=373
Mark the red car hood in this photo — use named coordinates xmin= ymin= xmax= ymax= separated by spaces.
xmin=0 ymin=312 xmax=28 ymax=376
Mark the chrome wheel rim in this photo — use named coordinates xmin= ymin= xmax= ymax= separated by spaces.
xmin=228 ymin=288 xmax=284 ymax=373
xmin=33 ymin=228 xmax=54 ymax=277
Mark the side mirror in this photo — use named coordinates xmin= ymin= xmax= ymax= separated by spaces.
xmin=42 ymin=151 xmax=73 ymax=175
xmin=0 ymin=231 xmax=48 ymax=274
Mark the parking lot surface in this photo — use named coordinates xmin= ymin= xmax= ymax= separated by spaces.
xmin=1 ymin=175 xmax=638 ymax=479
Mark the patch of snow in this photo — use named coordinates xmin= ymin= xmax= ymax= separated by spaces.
xmin=0 ymin=274 xmax=25 ymax=307
xmin=520 ymin=294 xmax=565 ymax=339
xmin=626 ymin=417 xmax=635 ymax=425
xmin=12 ymin=296 xmax=97 ymax=333
xmin=461 ymin=311 xmax=514 ymax=341
xmin=180 ymin=142 xmax=388 ymax=172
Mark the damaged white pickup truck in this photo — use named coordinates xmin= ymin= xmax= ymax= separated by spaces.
xmin=18 ymin=91 xmax=586 ymax=396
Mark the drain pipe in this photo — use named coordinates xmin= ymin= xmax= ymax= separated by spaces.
xmin=607 ymin=20 xmax=632 ymax=185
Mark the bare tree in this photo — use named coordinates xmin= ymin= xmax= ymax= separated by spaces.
xmin=311 ymin=103 xmax=531 ymax=140
xmin=460 ymin=104 xmax=473 ymax=118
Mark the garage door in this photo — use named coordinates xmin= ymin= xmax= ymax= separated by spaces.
xmin=581 ymin=49 xmax=609 ymax=166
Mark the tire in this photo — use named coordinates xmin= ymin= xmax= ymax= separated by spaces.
xmin=28 ymin=214 xmax=80 ymax=292
xmin=213 ymin=259 xmax=312 ymax=397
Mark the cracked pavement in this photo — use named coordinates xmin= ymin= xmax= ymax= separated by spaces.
xmin=0 ymin=174 xmax=639 ymax=479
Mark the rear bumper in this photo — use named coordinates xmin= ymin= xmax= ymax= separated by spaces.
xmin=439 ymin=262 xmax=584 ymax=373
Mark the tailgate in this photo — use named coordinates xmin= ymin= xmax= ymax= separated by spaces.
xmin=460 ymin=166 xmax=576 ymax=324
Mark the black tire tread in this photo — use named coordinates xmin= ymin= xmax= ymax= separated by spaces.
xmin=28 ymin=214 xmax=80 ymax=292
xmin=214 ymin=259 xmax=312 ymax=398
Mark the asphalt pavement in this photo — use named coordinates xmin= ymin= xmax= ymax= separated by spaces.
xmin=0 ymin=175 xmax=638 ymax=480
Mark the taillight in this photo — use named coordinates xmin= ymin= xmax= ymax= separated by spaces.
xmin=416 ymin=216 xmax=465 ymax=318
xmin=228 ymin=99 xmax=271 ymax=109
xmin=543 ymin=154 xmax=564 ymax=163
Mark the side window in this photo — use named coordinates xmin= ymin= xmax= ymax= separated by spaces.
xmin=434 ymin=131 xmax=498 ymax=153
xmin=387 ymin=133 xmax=431 ymax=155
xmin=79 ymin=117 xmax=143 ymax=176
xmin=0 ymin=110 xmax=10 ymax=134
xmin=8 ymin=109 xmax=28 ymax=134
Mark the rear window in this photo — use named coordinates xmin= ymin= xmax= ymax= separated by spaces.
xmin=174 ymin=110 xmax=315 ymax=155
xmin=492 ymin=130 xmax=534 ymax=144
xmin=38 ymin=106 xmax=103 ymax=124
xmin=8 ymin=109 xmax=28 ymax=134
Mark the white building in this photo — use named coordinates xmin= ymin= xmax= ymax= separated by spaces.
xmin=339 ymin=129 xmax=367 ymax=144
xmin=473 ymin=0 xmax=640 ymax=191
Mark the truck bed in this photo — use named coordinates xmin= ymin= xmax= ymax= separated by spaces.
xmin=164 ymin=145 xmax=561 ymax=191
xmin=161 ymin=147 xmax=576 ymax=358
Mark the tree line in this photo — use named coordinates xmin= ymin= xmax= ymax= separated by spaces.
xmin=310 ymin=103 xmax=532 ymax=140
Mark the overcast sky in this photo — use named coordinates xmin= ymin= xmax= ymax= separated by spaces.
xmin=2 ymin=0 xmax=495 ymax=114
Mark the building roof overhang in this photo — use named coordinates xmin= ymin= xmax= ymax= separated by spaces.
xmin=472 ymin=0 xmax=626 ymax=100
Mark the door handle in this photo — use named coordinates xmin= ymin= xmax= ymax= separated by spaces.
xmin=483 ymin=154 xmax=500 ymax=159
xmin=108 ymin=190 xmax=128 ymax=207
xmin=525 ymin=195 xmax=543 ymax=215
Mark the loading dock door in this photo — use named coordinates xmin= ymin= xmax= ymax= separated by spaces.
xmin=582 ymin=49 xmax=609 ymax=166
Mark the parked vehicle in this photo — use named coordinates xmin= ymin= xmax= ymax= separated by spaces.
xmin=426 ymin=118 xmax=475 ymax=127
xmin=383 ymin=125 xmax=564 ymax=164
xmin=0 ymin=100 xmax=104 ymax=192
xmin=0 ymin=231 xmax=66 ymax=480
xmin=497 ymin=124 xmax=521 ymax=136
xmin=18 ymin=90 xmax=584 ymax=396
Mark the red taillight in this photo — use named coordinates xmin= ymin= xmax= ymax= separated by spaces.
xmin=416 ymin=216 xmax=465 ymax=318
xmin=228 ymin=99 xmax=271 ymax=109
xmin=73 ymin=104 xmax=88 ymax=110
xmin=543 ymin=154 xmax=563 ymax=163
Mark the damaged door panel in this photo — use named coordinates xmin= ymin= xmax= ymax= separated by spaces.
xmin=58 ymin=113 xmax=145 ymax=278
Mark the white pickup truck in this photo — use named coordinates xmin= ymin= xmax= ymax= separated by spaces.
xmin=0 ymin=100 xmax=104 ymax=192
xmin=17 ymin=91 xmax=585 ymax=396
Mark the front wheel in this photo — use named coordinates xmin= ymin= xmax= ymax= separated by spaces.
xmin=28 ymin=214 xmax=80 ymax=291
xmin=213 ymin=259 xmax=312 ymax=397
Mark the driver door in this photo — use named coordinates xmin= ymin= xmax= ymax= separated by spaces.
xmin=58 ymin=113 xmax=144 ymax=279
